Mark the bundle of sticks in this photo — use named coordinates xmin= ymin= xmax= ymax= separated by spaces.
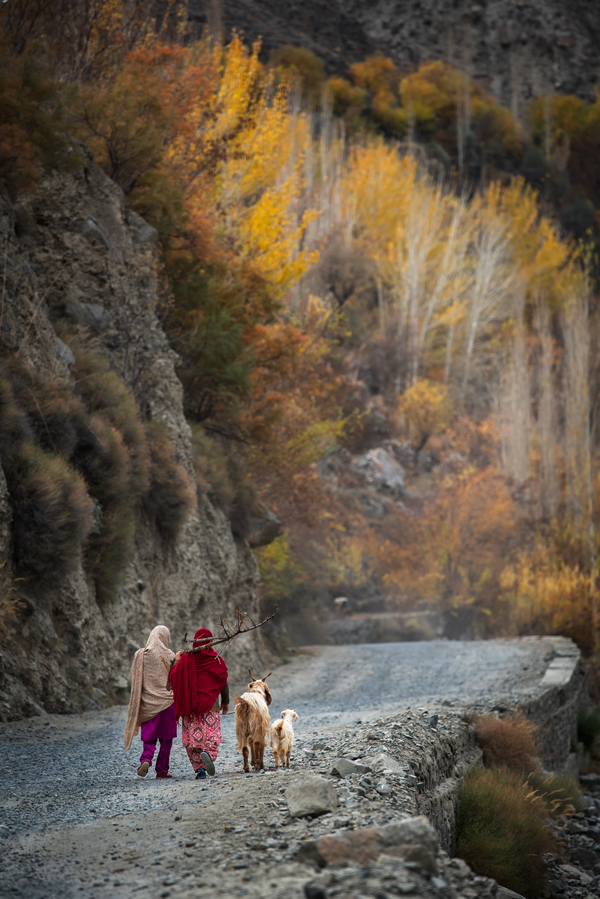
xmin=181 ymin=607 xmax=278 ymax=655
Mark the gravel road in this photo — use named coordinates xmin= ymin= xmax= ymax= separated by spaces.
xmin=0 ymin=638 xmax=559 ymax=898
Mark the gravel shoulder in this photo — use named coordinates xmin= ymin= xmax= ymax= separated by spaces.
xmin=0 ymin=638 xmax=576 ymax=898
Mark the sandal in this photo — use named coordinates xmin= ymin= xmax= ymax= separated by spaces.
xmin=137 ymin=761 xmax=150 ymax=777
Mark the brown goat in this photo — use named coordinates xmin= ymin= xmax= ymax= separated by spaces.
xmin=233 ymin=671 xmax=273 ymax=773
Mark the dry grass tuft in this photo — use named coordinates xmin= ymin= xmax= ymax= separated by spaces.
xmin=475 ymin=712 xmax=539 ymax=772
xmin=457 ymin=766 xmax=556 ymax=898
xmin=526 ymin=770 xmax=585 ymax=815
xmin=143 ymin=422 xmax=196 ymax=545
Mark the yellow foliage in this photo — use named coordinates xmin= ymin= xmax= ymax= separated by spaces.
xmin=400 ymin=61 xmax=458 ymax=131
xmin=325 ymin=534 xmax=369 ymax=588
xmin=398 ymin=379 xmax=453 ymax=450
xmin=500 ymin=546 xmax=598 ymax=655
xmin=351 ymin=54 xmax=399 ymax=108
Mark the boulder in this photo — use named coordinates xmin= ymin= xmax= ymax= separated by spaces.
xmin=367 ymin=752 xmax=406 ymax=775
xmin=353 ymin=447 xmax=405 ymax=494
xmin=285 ymin=775 xmax=338 ymax=818
xmin=297 ymin=815 xmax=439 ymax=873
xmin=247 ymin=507 xmax=283 ymax=547
xmin=329 ymin=758 xmax=372 ymax=778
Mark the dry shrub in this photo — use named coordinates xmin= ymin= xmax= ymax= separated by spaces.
xmin=78 ymin=415 xmax=136 ymax=603
xmin=73 ymin=353 xmax=150 ymax=495
xmin=5 ymin=358 xmax=90 ymax=459
xmin=0 ymin=561 xmax=24 ymax=633
xmin=475 ymin=712 xmax=539 ymax=772
xmin=9 ymin=443 xmax=93 ymax=585
xmin=143 ymin=422 xmax=196 ymax=545
xmin=456 ymin=767 xmax=555 ymax=898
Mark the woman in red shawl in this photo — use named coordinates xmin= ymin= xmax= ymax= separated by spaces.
xmin=169 ymin=628 xmax=229 ymax=779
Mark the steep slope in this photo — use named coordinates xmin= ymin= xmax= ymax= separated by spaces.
xmin=189 ymin=0 xmax=600 ymax=116
xmin=0 ymin=149 xmax=265 ymax=721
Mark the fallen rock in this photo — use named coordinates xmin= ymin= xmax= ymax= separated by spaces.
xmin=328 ymin=758 xmax=372 ymax=778
xmin=297 ymin=815 xmax=439 ymax=873
xmin=367 ymin=752 xmax=406 ymax=775
xmin=285 ymin=775 xmax=338 ymax=818
xmin=497 ymin=887 xmax=526 ymax=899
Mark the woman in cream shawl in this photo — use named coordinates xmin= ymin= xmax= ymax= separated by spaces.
xmin=124 ymin=626 xmax=181 ymax=779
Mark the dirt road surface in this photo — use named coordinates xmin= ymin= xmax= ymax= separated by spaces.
xmin=0 ymin=639 xmax=556 ymax=898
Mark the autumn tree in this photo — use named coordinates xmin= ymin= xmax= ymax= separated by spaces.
xmin=398 ymin=379 xmax=453 ymax=456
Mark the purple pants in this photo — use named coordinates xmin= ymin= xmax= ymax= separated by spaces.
xmin=139 ymin=705 xmax=177 ymax=776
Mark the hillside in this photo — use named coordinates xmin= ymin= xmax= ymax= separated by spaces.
xmin=188 ymin=0 xmax=600 ymax=117
xmin=0 ymin=154 xmax=267 ymax=720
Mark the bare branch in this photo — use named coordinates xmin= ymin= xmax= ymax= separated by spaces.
xmin=181 ymin=607 xmax=278 ymax=655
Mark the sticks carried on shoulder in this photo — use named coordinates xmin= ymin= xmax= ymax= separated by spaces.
xmin=182 ymin=607 xmax=277 ymax=655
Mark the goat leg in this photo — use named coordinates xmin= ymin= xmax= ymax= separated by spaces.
xmin=242 ymin=745 xmax=250 ymax=774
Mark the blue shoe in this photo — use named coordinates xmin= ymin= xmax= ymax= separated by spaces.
xmin=196 ymin=769 xmax=207 ymax=780
xmin=200 ymin=751 xmax=215 ymax=776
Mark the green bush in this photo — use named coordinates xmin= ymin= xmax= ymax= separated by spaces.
xmin=578 ymin=707 xmax=600 ymax=750
xmin=526 ymin=770 xmax=585 ymax=815
xmin=9 ymin=443 xmax=93 ymax=585
xmin=143 ymin=422 xmax=195 ymax=545
xmin=456 ymin=767 xmax=555 ymax=898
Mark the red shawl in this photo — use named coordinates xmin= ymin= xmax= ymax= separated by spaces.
xmin=170 ymin=628 xmax=228 ymax=719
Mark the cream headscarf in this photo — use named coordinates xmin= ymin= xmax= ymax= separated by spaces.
xmin=124 ymin=625 xmax=176 ymax=751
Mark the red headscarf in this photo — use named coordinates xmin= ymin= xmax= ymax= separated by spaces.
xmin=170 ymin=628 xmax=228 ymax=719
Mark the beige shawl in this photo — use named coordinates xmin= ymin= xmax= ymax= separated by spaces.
xmin=124 ymin=625 xmax=175 ymax=751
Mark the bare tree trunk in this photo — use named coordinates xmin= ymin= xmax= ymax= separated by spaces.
xmin=563 ymin=293 xmax=598 ymax=645
xmin=536 ymin=299 xmax=559 ymax=517
xmin=496 ymin=291 xmax=531 ymax=484
xmin=444 ymin=324 xmax=454 ymax=383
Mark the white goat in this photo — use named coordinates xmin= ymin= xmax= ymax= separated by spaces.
xmin=270 ymin=708 xmax=299 ymax=770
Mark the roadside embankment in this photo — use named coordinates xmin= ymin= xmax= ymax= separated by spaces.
xmin=1 ymin=635 xmax=593 ymax=899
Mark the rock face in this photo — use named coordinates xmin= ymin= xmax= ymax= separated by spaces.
xmin=188 ymin=0 xmax=600 ymax=116
xmin=0 ymin=151 xmax=265 ymax=720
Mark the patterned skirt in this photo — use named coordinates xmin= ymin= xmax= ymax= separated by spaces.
xmin=181 ymin=710 xmax=223 ymax=772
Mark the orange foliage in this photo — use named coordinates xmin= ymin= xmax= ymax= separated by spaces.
xmin=367 ymin=470 xmax=519 ymax=618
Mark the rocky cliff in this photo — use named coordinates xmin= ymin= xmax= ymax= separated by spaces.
xmin=189 ymin=0 xmax=600 ymax=117
xmin=0 ymin=149 xmax=267 ymax=721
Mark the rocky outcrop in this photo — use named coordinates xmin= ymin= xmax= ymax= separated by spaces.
xmin=0 ymin=151 xmax=267 ymax=720
xmin=188 ymin=0 xmax=600 ymax=116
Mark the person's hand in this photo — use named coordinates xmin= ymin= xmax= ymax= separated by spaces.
xmin=175 ymin=650 xmax=183 ymax=661
xmin=221 ymin=704 xmax=229 ymax=715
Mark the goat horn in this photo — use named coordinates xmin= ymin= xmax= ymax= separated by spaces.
xmin=248 ymin=668 xmax=255 ymax=681
xmin=261 ymin=671 xmax=272 ymax=681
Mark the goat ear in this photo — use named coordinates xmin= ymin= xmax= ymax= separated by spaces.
xmin=264 ymin=684 xmax=273 ymax=706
